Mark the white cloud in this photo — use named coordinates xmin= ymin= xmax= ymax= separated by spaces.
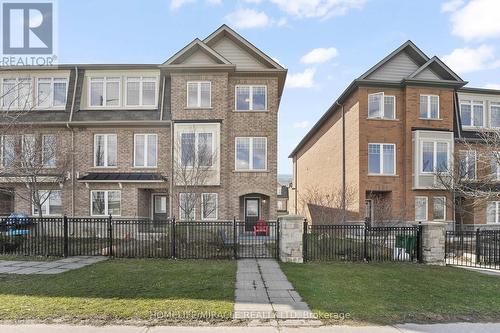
xmin=447 ymin=0 xmax=500 ymax=41
xmin=441 ymin=0 xmax=465 ymax=12
xmin=207 ymin=0 xmax=222 ymax=4
xmin=170 ymin=0 xmax=195 ymax=10
xmin=293 ymin=120 xmax=310 ymax=128
xmin=442 ymin=45 xmax=500 ymax=73
xmin=300 ymin=47 xmax=338 ymax=64
xmin=243 ymin=0 xmax=263 ymax=3
xmin=484 ymin=84 xmax=500 ymax=90
xmin=286 ymin=68 xmax=316 ymax=88
xmin=225 ymin=9 xmax=271 ymax=29
xmin=270 ymin=0 xmax=365 ymax=19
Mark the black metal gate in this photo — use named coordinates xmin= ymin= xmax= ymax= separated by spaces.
xmin=445 ymin=229 xmax=500 ymax=270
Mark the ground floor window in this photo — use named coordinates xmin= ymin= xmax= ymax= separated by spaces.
xmin=202 ymin=193 xmax=218 ymax=220
xmin=487 ymin=201 xmax=500 ymax=224
xmin=433 ymin=197 xmax=446 ymax=221
xmin=91 ymin=190 xmax=121 ymax=216
xmin=179 ymin=193 xmax=196 ymax=220
xmin=415 ymin=196 xmax=428 ymax=221
xmin=33 ymin=190 xmax=62 ymax=216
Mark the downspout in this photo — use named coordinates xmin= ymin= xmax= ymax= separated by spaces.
xmin=336 ymin=101 xmax=346 ymax=222
xmin=294 ymin=157 xmax=298 ymax=214
xmin=170 ymin=123 xmax=174 ymax=218
xmin=453 ymin=90 xmax=462 ymax=228
xmin=68 ymin=66 xmax=78 ymax=217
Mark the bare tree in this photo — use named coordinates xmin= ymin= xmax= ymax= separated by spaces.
xmin=299 ymin=185 xmax=356 ymax=224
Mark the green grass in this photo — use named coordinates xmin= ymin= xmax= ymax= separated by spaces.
xmin=281 ymin=262 xmax=500 ymax=325
xmin=0 ymin=259 xmax=236 ymax=324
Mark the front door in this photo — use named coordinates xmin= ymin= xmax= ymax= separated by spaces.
xmin=152 ymin=195 xmax=168 ymax=221
xmin=245 ymin=198 xmax=260 ymax=232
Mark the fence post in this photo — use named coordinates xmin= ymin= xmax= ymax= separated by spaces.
xmin=363 ymin=222 xmax=368 ymax=261
xmin=171 ymin=217 xmax=176 ymax=259
xmin=108 ymin=214 xmax=113 ymax=258
xmin=233 ymin=217 xmax=237 ymax=259
xmin=302 ymin=219 xmax=308 ymax=262
xmin=276 ymin=218 xmax=280 ymax=260
xmin=63 ymin=215 xmax=69 ymax=257
xmin=417 ymin=223 xmax=423 ymax=263
xmin=475 ymin=228 xmax=481 ymax=264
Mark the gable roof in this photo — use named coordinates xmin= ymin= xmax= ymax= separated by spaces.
xmin=161 ymin=38 xmax=232 ymax=67
xmin=407 ymin=56 xmax=464 ymax=82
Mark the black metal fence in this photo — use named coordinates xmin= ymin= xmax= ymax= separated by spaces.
xmin=303 ymin=222 xmax=422 ymax=262
xmin=0 ymin=216 xmax=279 ymax=259
xmin=445 ymin=229 xmax=500 ymax=270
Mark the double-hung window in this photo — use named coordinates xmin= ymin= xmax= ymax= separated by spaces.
xmin=89 ymin=77 xmax=120 ymax=107
xmin=368 ymin=143 xmax=395 ymax=175
xmin=487 ymin=201 xmax=500 ymax=224
xmin=37 ymin=78 xmax=68 ymax=108
xmin=94 ymin=134 xmax=117 ymax=167
xmin=134 ymin=134 xmax=157 ymax=167
xmin=491 ymin=152 xmax=500 ymax=180
xmin=187 ymin=82 xmax=211 ymax=108
xmin=91 ymin=190 xmax=121 ymax=216
xmin=42 ymin=135 xmax=57 ymax=167
xmin=433 ymin=197 xmax=446 ymax=221
xmin=202 ymin=193 xmax=218 ymax=220
xmin=421 ymin=141 xmax=449 ymax=173
xmin=1 ymin=78 xmax=32 ymax=109
xmin=179 ymin=193 xmax=196 ymax=220
xmin=22 ymin=134 xmax=36 ymax=167
xmin=235 ymin=85 xmax=267 ymax=111
xmin=415 ymin=196 xmax=428 ymax=221
xmin=126 ymin=77 xmax=157 ymax=106
xmin=460 ymin=100 xmax=484 ymax=128
xmin=368 ymin=92 xmax=395 ymax=119
xmin=420 ymin=95 xmax=439 ymax=119
xmin=1 ymin=135 xmax=16 ymax=167
xmin=459 ymin=150 xmax=476 ymax=180
xmin=235 ymin=137 xmax=267 ymax=171
xmin=491 ymin=102 xmax=500 ymax=128
xmin=180 ymin=132 xmax=214 ymax=168
xmin=33 ymin=190 xmax=62 ymax=216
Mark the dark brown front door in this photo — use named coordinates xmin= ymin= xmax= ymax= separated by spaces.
xmin=152 ymin=195 xmax=168 ymax=221
xmin=245 ymin=198 xmax=260 ymax=232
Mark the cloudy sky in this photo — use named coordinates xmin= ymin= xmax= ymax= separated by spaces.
xmin=58 ymin=0 xmax=500 ymax=174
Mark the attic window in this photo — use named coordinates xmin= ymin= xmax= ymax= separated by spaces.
xmin=368 ymin=92 xmax=395 ymax=119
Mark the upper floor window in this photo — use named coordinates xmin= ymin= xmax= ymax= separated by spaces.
xmin=22 ymin=134 xmax=36 ymax=166
xmin=491 ymin=152 xmax=500 ymax=180
xmin=187 ymin=81 xmax=211 ymax=108
xmin=180 ymin=132 xmax=214 ymax=168
xmin=94 ymin=134 xmax=117 ymax=167
xmin=235 ymin=137 xmax=267 ymax=171
xmin=33 ymin=190 xmax=62 ymax=216
xmin=42 ymin=135 xmax=57 ymax=167
xmin=491 ymin=102 xmax=500 ymax=128
xmin=368 ymin=143 xmax=395 ymax=175
xmin=460 ymin=100 xmax=484 ymax=127
xmin=1 ymin=135 xmax=16 ymax=167
xmin=89 ymin=77 xmax=120 ymax=107
xmin=202 ymin=193 xmax=218 ymax=220
xmin=37 ymin=78 xmax=68 ymax=108
xmin=2 ymin=78 xmax=32 ymax=109
xmin=91 ymin=190 xmax=121 ymax=216
xmin=236 ymin=85 xmax=267 ymax=111
xmin=126 ymin=77 xmax=156 ymax=107
xmin=421 ymin=141 xmax=449 ymax=173
xmin=368 ymin=92 xmax=395 ymax=119
xmin=459 ymin=150 xmax=476 ymax=180
xmin=419 ymin=95 xmax=439 ymax=119
xmin=134 ymin=134 xmax=157 ymax=168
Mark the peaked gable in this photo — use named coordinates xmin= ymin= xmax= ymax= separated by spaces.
xmin=162 ymin=39 xmax=231 ymax=67
xmin=407 ymin=56 xmax=464 ymax=82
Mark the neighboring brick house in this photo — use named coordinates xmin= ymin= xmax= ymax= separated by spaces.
xmin=289 ymin=40 xmax=500 ymax=227
xmin=0 ymin=25 xmax=287 ymax=227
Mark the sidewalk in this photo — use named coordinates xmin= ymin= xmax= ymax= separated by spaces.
xmin=1 ymin=323 xmax=500 ymax=333
xmin=0 ymin=256 xmax=107 ymax=274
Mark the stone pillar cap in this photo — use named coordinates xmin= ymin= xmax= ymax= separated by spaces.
xmin=281 ymin=214 xmax=305 ymax=220
xmin=412 ymin=221 xmax=448 ymax=226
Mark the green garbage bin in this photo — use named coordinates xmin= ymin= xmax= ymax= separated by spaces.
xmin=396 ymin=235 xmax=417 ymax=254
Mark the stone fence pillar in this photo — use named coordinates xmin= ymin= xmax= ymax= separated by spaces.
xmin=417 ymin=222 xmax=447 ymax=265
xmin=279 ymin=215 xmax=305 ymax=263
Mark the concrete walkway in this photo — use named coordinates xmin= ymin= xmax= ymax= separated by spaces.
xmin=0 ymin=256 xmax=107 ymax=274
xmin=234 ymin=259 xmax=314 ymax=320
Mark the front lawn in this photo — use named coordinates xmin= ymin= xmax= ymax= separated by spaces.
xmin=0 ymin=259 xmax=236 ymax=324
xmin=281 ymin=262 xmax=500 ymax=325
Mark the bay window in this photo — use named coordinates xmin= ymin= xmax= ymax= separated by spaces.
xmin=421 ymin=141 xmax=449 ymax=173
xmin=91 ymin=190 xmax=121 ymax=216
xmin=235 ymin=85 xmax=267 ymax=111
xmin=126 ymin=77 xmax=157 ymax=106
xmin=415 ymin=196 xmax=428 ymax=221
xmin=420 ymin=95 xmax=439 ymax=119
xmin=460 ymin=100 xmax=484 ymax=127
xmin=89 ymin=77 xmax=120 ymax=107
xmin=368 ymin=92 xmax=395 ymax=119
xmin=33 ymin=190 xmax=62 ymax=216
xmin=202 ymin=193 xmax=218 ymax=220
xmin=368 ymin=143 xmax=395 ymax=175
xmin=187 ymin=81 xmax=211 ymax=108
xmin=94 ymin=134 xmax=117 ymax=167
xmin=180 ymin=132 xmax=214 ymax=168
xmin=37 ymin=78 xmax=68 ymax=108
xmin=235 ymin=137 xmax=267 ymax=171
xmin=134 ymin=134 xmax=157 ymax=167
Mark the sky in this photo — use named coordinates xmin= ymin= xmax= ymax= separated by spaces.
xmin=55 ymin=0 xmax=500 ymax=175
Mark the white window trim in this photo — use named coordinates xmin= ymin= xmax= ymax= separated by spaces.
xmin=367 ymin=92 xmax=396 ymax=120
xmin=420 ymin=141 xmax=450 ymax=174
xmin=234 ymin=137 xmax=268 ymax=171
xmin=0 ymin=135 xmax=15 ymax=168
xmin=420 ymin=94 xmax=440 ymax=119
xmin=201 ymin=193 xmax=218 ymax=220
xmin=1 ymin=77 xmax=34 ymax=110
xmin=415 ymin=196 xmax=428 ymax=221
xmin=235 ymin=85 xmax=268 ymax=111
xmin=36 ymin=77 xmax=68 ymax=109
xmin=367 ymin=143 xmax=396 ymax=176
xmin=433 ymin=196 xmax=446 ymax=221
xmin=488 ymin=201 xmax=500 ymax=224
xmin=32 ymin=190 xmax=62 ymax=216
xmin=90 ymin=190 xmax=121 ymax=217
xmin=461 ymin=100 xmax=485 ymax=128
xmin=93 ymin=134 xmax=117 ymax=168
xmin=42 ymin=134 xmax=56 ymax=168
xmin=133 ymin=133 xmax=158 ymax=168
xmin=492 ymin=152 xmax=500 ymax=180
xmin=179 ymin=192 xmax=196 ymax=220
xmin=186 ymin=81 xmax=211 ymax=108
xmin=459 ymin=150 xmax=477 ymax=180
xmin=180 ymin=132 xmax=216 ymax=169
xmin=88 ymin=77 xmax=121 ymax=108
xmin=125 ymin=77 xmax=158 ymax=107
xmin=490 ymin=102 xmax=500 ymax=129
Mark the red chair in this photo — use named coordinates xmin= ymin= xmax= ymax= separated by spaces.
xmin=253 ymin=219 xmax=269 ymax=236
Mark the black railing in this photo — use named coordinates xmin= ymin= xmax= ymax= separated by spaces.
xmin=303 ymin=223 xmax=421 ymax=262
xmin=445 ymin=229 xmax=500 ymax=270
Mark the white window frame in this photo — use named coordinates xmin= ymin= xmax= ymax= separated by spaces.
xmin=367 ymin=92 xmax=396 ymax=120
xmin=125 ymin=76 xmax=157 ymax=107
xmin=460 ymin=100 xmax=485 ymax=128
xmin=32 ymin=190 xmax=62 ymax=216
xmin=367 ymin=143 xmax=396 ymax=175
xmin=90 ymin=190 xmax=121 ymax=217
xmin=180 ymin=132 xmax=215 ymax=169
xmin=1 ymin=77 xmax=33 ymax=109
xmin=93 ymin=134 xmax=117 ymax=168
xmin=459 ymin=150 xmax=477 ymax=180
xmin=235 ymin=85 xmax=268 ymax=111
xmin=133 ymin=133 xmax=157 ymax=168
xmin=0 ymin=135 xmax=16 ymax=168
xmin=432 ymin=196 xmax=446 ymax=221
xmin=420 ymin=141 xmax=450 ymax=174
xmin=488 ymin=201 xmax=500 ymax=224
xmin=42 ymin=134 xmax=57 ymax=168
xmin=88 ymin=77 xmax=121 ymax=108
xmin=36 ymin=77 xmax=68 ymax=109
xmin=415 ymin=196 xmax=428 ymax=221
xmin=490 ymin=102 xmax=500 ymax=129
xmin=235 ymin=137 xmax=268 ymax=171
xmin=492 ymin=152 xmax=500 ymax=180
xmin=187 ymin=81 xmax=211 ymax=108
xmin=201 ymin=193 xmax=218 ymax=220
xmin=419 ymin=94 xmax=440 ymax=119
xmin=179 ymin=192 xmax=196 ymax=220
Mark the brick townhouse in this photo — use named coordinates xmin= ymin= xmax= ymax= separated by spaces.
xmin=289 ymin=40 xmax=500 ymax=227
xmin=0 ymin=25 xmax=287 ymax=227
